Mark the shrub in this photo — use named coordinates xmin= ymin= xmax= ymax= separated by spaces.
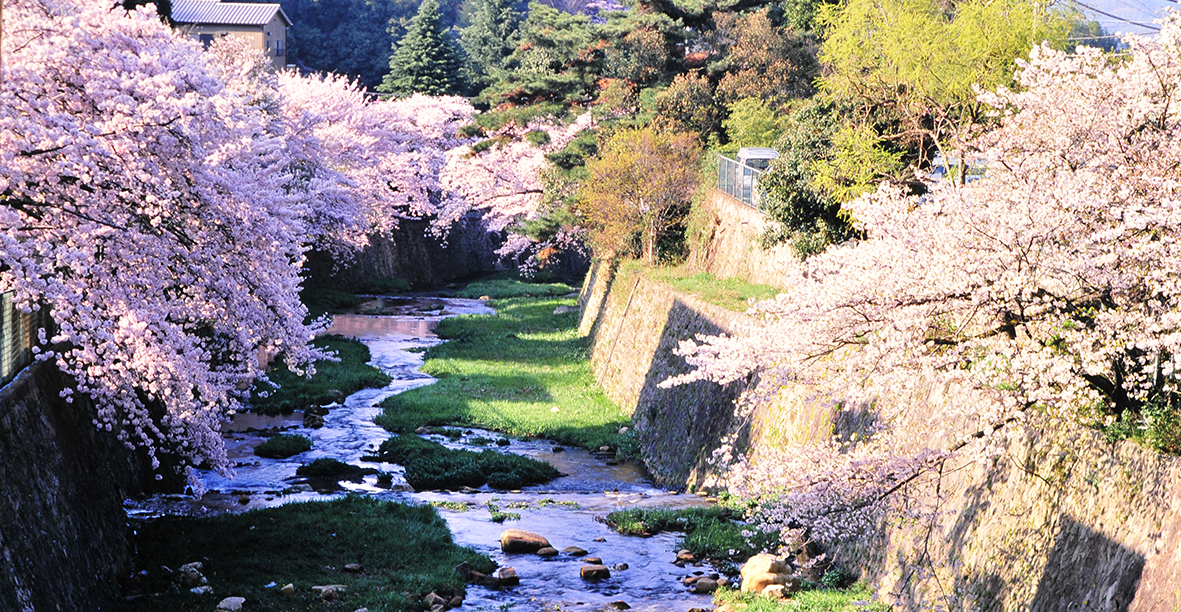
xmin=254 ymin=434 xmax=312 ymax=459
xmin=296 ymin=458 xmax=375 ymax=480
xmin=369 ymin=434 xmax=560 ymax=490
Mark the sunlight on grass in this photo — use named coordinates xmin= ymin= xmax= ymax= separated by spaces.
xmin=376 ymin=296 xmax=630 ymax=451
xmin=632 ymin=263 xmax=780 ymax=312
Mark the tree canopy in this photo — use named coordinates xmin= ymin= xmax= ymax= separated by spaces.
xmin=379 ymin=0 xmax=467 ymax=96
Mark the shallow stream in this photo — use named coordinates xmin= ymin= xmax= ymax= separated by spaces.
xmin=126 ymin=298 xmax=719 ymax=612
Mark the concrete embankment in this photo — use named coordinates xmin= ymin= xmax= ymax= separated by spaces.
xmin=580 ymin=189 xmax=1181 ymax=611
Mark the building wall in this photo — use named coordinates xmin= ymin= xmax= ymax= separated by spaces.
xmin=178 ymin=14 xmax=287 ymax=69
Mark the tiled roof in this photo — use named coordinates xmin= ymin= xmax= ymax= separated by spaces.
xmin=171 ymin=0 xmax=291 ymax=27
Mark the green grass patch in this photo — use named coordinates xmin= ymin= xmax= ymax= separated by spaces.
xmin=454 ymin=279 xmax=575 ymax=299
xmin=712 ymin=584 xmax=890 ymax=612
xmin=251 ymin=335 xmax=391 ymax=416
xmin=630 ymin=262 xmax=780 ymax=312
xmin=254 ymin=434 xmax=312 ymax=459
xmin=116 ymin=496 xmax=495 ymax=612
xmin=301 ymin=287 xmax=364 ymax=318
xmin=603 ymin=506 xmax=777 ymax=563
xmin=368 ymin=434 xmax=561 ymax=491
xmin=375 ymin=296 xmax=631 ymax=451
xmin=295 ymin=458 xmax=376 ymax=481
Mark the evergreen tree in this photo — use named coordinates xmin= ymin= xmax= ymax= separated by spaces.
xmin=378 ymin=0 xmax=465 ymax=96
xmin=459 ymin=0 xmax=522 ymax=87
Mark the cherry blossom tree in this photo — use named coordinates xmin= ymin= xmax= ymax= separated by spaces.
xmin=671 ymin=19 xmax=1181 ymax=543
xmin=0 ymin=0 xmax=323 ymax=481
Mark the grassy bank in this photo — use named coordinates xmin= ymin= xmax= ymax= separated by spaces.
xmin=713 ymin=584 xmax=890 ymax=612
xmin=604 ymin=507 xmax=777 ymax=564
xmin=627 ymin=262 xmax=779 ymax=312
xmin=118 ymin=496 xmax=495 ymax=612
xmin=251 ymin=335 xmax=391 ymax=415
xmin=375 ymin=294 xmax=630 ymax=451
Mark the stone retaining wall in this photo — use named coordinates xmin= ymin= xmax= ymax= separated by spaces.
xmin=581 ymin=190 xmax=1181 ymax=611
xmin=688 ymin=191 xmax=797 ymax=289
xmin=0 ymin=364 xmax=146 ymax=612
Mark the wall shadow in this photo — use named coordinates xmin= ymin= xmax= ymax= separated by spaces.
xmin=629 ymin=298 xmax=749 ymax=488
xmin=1029 ymin=515 xmax=1144 ymax=612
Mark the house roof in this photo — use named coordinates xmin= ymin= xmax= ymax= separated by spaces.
xmin=171 ymin=0 xmax=292 ymax=27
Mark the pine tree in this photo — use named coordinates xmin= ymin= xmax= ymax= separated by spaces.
xmin=459 ymin=0 xmax=521 ymax=87
xmin=378 ymin=0 xmax=465 ymax=96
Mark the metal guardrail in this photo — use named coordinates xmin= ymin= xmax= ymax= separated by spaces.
xmin=716 ymin=154 xmax=765 ymax=209
xmin=0 ymin=292 xmax=52 ymax=388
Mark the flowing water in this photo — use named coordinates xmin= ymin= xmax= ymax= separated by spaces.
xmin=126 ymin=298 xmax=720 ymax=611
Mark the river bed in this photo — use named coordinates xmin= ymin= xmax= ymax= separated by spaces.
xmin=126 ymin=298 xmax=720 ymax=611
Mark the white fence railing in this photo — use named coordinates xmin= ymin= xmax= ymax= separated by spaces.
xmin=716 ymin=154 xmax=765 ymax=209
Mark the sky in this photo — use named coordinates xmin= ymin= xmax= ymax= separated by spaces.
xmin=1079 ymin=0 xmax=1177 ymax=36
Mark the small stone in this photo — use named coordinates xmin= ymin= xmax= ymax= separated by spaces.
xmin=717 ymin=576 xmax=730 ymax=588
xmin=593 ymin=537 xmax=606 ymax=542
xmin=460 ymin=486 xmax=481 ymax=493
xmin=479 ymin=295 xmax=491 ymax=301
xmin=618 ymin=426 xmax=629 ymax=434
xmin=280 ymin=584 xmax=295 ymax=596
xmin=479 ymin=573 xmax=502 ymax=588
xmin=237 ymin=495 xmax=250 ymax=505
xmin=580 ymin=564 xmax=611 ymax=580
xmin=693 ymin=578 xmax=718 ymax=594
xmin=430 ymin=605 xmax=445 ymax=612
xmin=344 ymin=563 xmax=364 ymax=573
xmin=449 ymin=596 xmax=464 ymax=608
xmin=355 ymin=609 xmax=370 ymax=612
xmin=496 ymin=438 xmax=511 ymax=446
xmin=682 ymin=576 xmax=700 ymax=585
xmin=552 ymin=445 xmax=565 ymax=452
xmin=550 ymin=406 xmax=561 ymax=413
xmin=415 ymin=426 xmax=431 ymax=435
xmin=424 ymin=592 xmax=447 ymax=608
xmin=320 ymin=586 xmax=340 ymax=601
xmin=583 ymin=557 xmax=603 ymax=565
xmin=500 ymin=529 xmax=551 ymax=554
xmin=498 ymin=567 xmax=520 ymax=586
xmin=561 ymin=546 xmax=588 ymax=556
xmin=676 ymin=550 xmax=695 ymax=561
xmin=536 ymin=546 xmax=559 ymax=557
xmin=609 ymin=602 xmax=631 ymax=610
xmin=762 ymin=584 xmax=787 ymax=599
xmin=598 ymin=446 xmax=612 ymax=453
xmin=613 ymin=563 xmax=629 ymax=571
xmin=177 ymin=562 xmax=207 ymax=588
xmin=553 ymin=305 xmax=576 ymax=314
xmin=216 ymin=596 xmax=246 ymax=611
xmin=189 ymin=586 xmax=212 ymax=595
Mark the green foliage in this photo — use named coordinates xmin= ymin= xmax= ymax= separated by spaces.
xmin=455 ymin=278 xmax=574 ymax=299
xmin=281 ymin=0 xmax=423 ymax=90
xmin=301 ymin=287 xmax=364 ymax=318
xmin=378 ymin=0 xmax=466 ymax=96
xmin=296 ymin=458 xmax=374 ymax=480
xmin=251 ymin=335 xmax=392 ymax=416
xmin=639 ymin=264 xmax=779 ymax=312
xmin=545 ymin=130 xmax=599 ymax=171
xmin=722 ymin=97 xmax=787 ymax=149
xmin=712 ymin=583 xmax=890 ymax=611
xmin=710 ymin=8 xmax=818 ymax=107
xmin=525 ymin=129 xmax=552 ymax=146
xmin=459 ymin=0 xmax=522 ymax=87
xmin=117 ymin=496 xmax=495 ymax=612
xmin=817 ymin=0 xmax=1075 ymax=158
xmin=479 ymin=3 xmax=601 ymax=107
xmin=652 ymin=73 xmax=722 ymax=138
xmin=578 ymin=127 xmax=702 ymax=264
xmin=1101 ymin=395 xmax=1181 ymax=454
xmin=356 ymin=277 xmax=412 ymax=295
xmin=369 ymin=434 xmax=560 ymax=490
xmin=604 ymin=506 xmax=776 ymax=562
xmin=811 ymin=123 xmax=904 ymax=204
xmin=604 ymin=27 xmax=670 ymax=85
xmin=374 ymin=296 xmax=631 ymax=451
xmin=254 ymin=434 xmax=313 ymax=459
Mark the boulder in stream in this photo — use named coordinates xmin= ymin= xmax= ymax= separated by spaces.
xmin=580 ymin=565 xmax=611 ymax=580
xmin=500 ymin=529 xmax=551 ymax=553
xmin=536 ymin=546 xmax=559 ymax=557
xmin=216 ymin=596 xmax=245 ymax=611
xmin=497 ymin=567 xmax=520 ymax=586
xmin=561 ymin=546 xmax=588 ymax=556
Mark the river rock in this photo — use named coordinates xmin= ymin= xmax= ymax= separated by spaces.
xmin=676 ymin=549 xmax=695 ymax=561
xmin=536 ymin=546 xmax=559 ymax=557
xmin=497 ymin=566 xmax=520 ymax=586
xmin=415 ymin=426 xmax=431 ymax=435
xmin=609 ymin=602 xmax=631 ymax=610
xmin=280 ymin=583 xmax=295 ymax=596
xmin=344 ymin=563 xmax=364 ymax=573
xmin=424 ymin=592 xmax=447 ymax=608
xmin=762 ymin=584 xmax=787 ymax=599
xmin=177 ymin=562 xmax=207 ymax=588
xmin=593 ymin=537 xmax=606 ymax=542
xmin=692 ymin=577 xmax=718 ymax=594
xmin=449 ymin=596 xmax=464 ymax=608
xmin=216 ymin=596 xmax=245 ymax=611
xmin=613 ymin=563 xmax=629 ymax=571
xmin=583 ymin=557 xmax=603 ymax=565
xmin=740 ymin=553 xmax=795 ymax=592
xmin=561 ymin=546 xmax=588 ymax=556
xmin=581 ymin=564 xmax=611 ymax=580
xmin=189 ymin=586 xmax=213 ymax=595
xmin=500 ymin=529 xmax=551 ymax=553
